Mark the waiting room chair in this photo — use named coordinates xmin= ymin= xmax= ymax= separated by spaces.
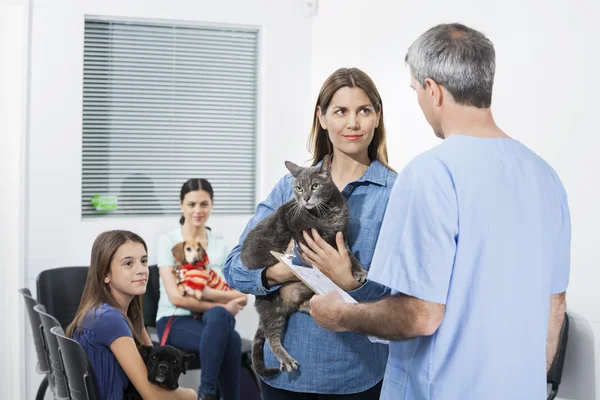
xmin=52 ymin=326 xmax=102 ymax=400
xmin=34 ymin=304 xmax=71 ymax=400
xmin=547 ymin=312 xmax=569 ymax=400
xmin=37 ymin=266 xmax=89 ymax=329
xmin=19 ymin=288 xmax=53 ymax=400
xmin=143 ymin=265 xmax=261 ymax=397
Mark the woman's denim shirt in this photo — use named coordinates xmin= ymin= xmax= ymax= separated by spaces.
xmin=224 ymin=160 xmax=397 ymax=394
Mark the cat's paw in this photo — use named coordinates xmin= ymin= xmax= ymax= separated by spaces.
xmin=353 ymin=269 xmax=367 ymax=283
xmin=279 ymin=357 xmax=299 ymax=373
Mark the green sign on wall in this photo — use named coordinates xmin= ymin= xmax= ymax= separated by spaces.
xmin=90 ymin=195 xmax=118 ymax=211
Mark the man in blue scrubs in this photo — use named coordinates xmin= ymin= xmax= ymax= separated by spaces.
xmin=307 ymin=23 xmax=570 ymax=399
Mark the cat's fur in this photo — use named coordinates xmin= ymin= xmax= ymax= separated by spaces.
xmin=240 ymin=155 xmax=367 ymax=377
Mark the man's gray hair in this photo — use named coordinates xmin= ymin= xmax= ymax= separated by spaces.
xmin=405 ymin=23 xmax=495 ymax=108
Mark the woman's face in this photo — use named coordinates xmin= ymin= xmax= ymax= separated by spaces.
xmin=317 ymin=86 xmax=381 ymax=159
xmin=104 ymin=241 xmax=148 ymax=304
xmin=180 ymin=189 xmax=213 ymax=228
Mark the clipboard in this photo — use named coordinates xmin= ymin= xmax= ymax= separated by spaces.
xmin=270 ymin=251 xmax=357 ymax=304
xmin=270 ymin=250 xmax=389 ymax=345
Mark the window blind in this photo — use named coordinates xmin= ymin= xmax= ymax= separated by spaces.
xmin=82 ymin=19 xmax=259 ymax=217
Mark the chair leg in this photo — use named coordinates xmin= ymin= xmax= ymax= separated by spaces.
xmin=241 ymin=360 xmax=261 ymax=395
xmin=35 ymin=375 xmax=49 ymax=400
xmin=248 ymin=365 xmax=261 ymax=395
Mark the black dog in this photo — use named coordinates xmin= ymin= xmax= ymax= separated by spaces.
xmin=124 ymin=345 xmax=195 ymax=400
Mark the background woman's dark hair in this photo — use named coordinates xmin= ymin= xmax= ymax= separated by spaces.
xmin=179 ymin=178 xmax=214 ymax=225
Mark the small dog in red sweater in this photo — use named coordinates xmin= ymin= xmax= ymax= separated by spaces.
xmin=171 ymin=240 xmax=230 ymax=300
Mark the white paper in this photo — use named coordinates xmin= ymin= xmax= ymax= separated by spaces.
xmin=271 ymin=251 xmax=389 ymax=345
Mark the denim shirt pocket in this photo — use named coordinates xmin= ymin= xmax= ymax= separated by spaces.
xmin=347 ymin=218 xmax=382 ymax=270
xmin=380 ymin=361 xmax=408 ymax=400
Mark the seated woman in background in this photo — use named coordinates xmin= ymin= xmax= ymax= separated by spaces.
xmin=156 ymin=178 xmax=248 ymax=400
xmin=66 ymin=230 xmax=197 ymax=400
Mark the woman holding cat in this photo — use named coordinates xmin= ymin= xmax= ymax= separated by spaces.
xmin=67 ymin=230 xmax=197 ymax=400
xmin=224 ymin=68 xmax=397 ymax=399
xmin=156 ymin=178 xmax=248 ymax=400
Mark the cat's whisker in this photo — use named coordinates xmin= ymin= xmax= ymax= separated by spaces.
xmin=316 ymin=202 xmax=326 ymax=217
xmin=286 ymin=202 xmax=302 ymax=221
xmin=319 ymin=201 xmax=331 ymax=211
xmin=293 ymin=202 xmax=303 ymax=221
xmin=315 ymin=203 xmax=322 ymax=217
xmin=315 ymin=202 xmax=330 ymax=217
xmin=295 ymin=203 xmax=303 ymax=219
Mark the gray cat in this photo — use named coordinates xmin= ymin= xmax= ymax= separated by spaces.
xmin=240 ymin=155 xmax=367 ymax=377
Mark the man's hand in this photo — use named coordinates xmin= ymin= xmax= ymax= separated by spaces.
xmin=546 ymin=292 xmax=567 ymax=372
xmin=299 ymin=230 xmax=359 ymax=291
xmin=309 ymin=291 xmax=349 ymax=332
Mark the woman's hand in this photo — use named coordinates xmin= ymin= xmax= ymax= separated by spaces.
xmin=264 ymin=261 xmax=300 ymax=287
xmin=263 ymin=239 xmax=300 ymax=287
xmin=223 ymin=296 xmax=246 ymax=316
xmin=233 ymin=292 xmax=249 ymax=307
xmin=203 ymin=286 xmax=244 ymax=304
xmin=298 ymin=229 xmax=360 ymax=291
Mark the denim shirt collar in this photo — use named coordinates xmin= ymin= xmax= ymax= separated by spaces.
xmin=358 ymin=160 xmax=389 ymax=186
xmin=315 ymin=158 xmax=389 ymax=187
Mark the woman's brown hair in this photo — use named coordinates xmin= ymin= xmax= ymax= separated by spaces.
xmin=308 ymin=67 xmax=394 ymax=172
xmin=66 ymin=230 xmax=147 ymax=345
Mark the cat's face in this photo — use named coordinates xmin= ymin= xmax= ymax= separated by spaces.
xmin=285 ymin=155 xmax=336 ymax=210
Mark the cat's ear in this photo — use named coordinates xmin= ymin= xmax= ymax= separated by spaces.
xmin=320 ymin=154 xmax=332 ymax=175
xmin=285 ymin=161 xmax=303 ymax=177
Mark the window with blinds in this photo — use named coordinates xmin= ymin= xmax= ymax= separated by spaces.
xmin=82 ymin=18 xmax=259 ymax=217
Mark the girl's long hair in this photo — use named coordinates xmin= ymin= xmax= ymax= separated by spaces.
xmin=66 ymin=230 xmax=147 ymax=345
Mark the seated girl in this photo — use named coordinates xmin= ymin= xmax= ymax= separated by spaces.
xmin=66 ymin=230 xmax=197 ymax=400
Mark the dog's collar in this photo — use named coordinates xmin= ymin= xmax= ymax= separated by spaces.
xmin=181 ymin=253 xmax=210 ymax=270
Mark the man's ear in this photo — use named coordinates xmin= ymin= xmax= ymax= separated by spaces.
xmin=171 ymin=242 xmax=185 ymax=264
xmin=139 ymin=345 xmax=153 ymax=362
xmin=181 ymin=352 xmax=195 ymax=374
xmin=424 ymin=78 xmax=443 ymax=107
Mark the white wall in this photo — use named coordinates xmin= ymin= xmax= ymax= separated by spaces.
xmin=25 ymin=0 xmax=313 ymax=397
xmin=19 ymin=0 xmax=600 ymax=398
xmin=311 ymin=0 xmax=599 ymax=398
xmin=27 ymin=0 xmax=314 ymax=278
xmin=0 ymin=1 xmax=29 ymax=398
